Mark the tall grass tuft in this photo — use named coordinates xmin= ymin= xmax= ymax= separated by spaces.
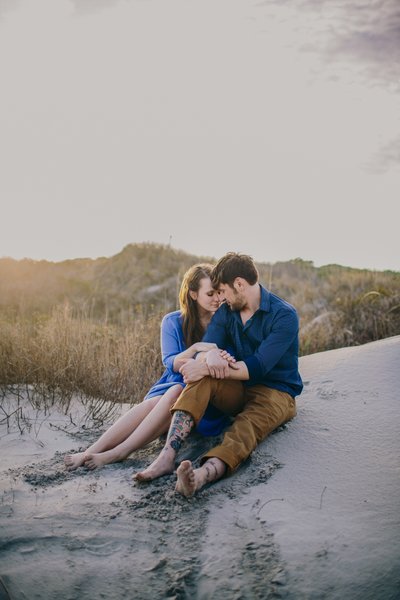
xmin=0 ymin=304 xmax=163 ymax=407
xmin=300 ymin=287 xmax=400 ymax=355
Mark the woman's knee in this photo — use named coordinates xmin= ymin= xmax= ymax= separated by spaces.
xmin=168 ymin=384 xmax=184 ymax=406
xmin=143 ymin=396 xmax=159 ymax=409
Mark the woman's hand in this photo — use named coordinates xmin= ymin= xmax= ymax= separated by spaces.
xmin=173 ymin=342 xmax=217 ymax=371
xmin=179 ymin=359 xmax=210 ymax=383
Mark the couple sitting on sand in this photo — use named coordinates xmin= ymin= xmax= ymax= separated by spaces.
xmin=65 ymin=252 xmax=303 ymax=497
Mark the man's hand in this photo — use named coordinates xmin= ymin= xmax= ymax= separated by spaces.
xmin=179 ymin=359 xmax=210 ymax=384
xmin=206 ymin=349 xmax=230 ymax=379
xmin=219 ymin=349 xmax=240 ymax=370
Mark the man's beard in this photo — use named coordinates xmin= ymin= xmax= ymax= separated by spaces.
xmin=228 ymin=292 xmax=246 ymax=311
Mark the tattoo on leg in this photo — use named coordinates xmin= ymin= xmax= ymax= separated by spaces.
xmin=170 ymin=437 xmax=183 ymax=452
xmin=204 ymin=459 xmax=219 ymax=483
xmin=166 ymin=411 xmax=194 ymax=453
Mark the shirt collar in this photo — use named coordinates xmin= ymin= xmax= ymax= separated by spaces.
xmin=259 ymin=284 xmax=271 ymax=312
xmin=231 ymin=284 xmax=270 ymax=319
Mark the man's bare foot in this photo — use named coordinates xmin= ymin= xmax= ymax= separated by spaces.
xmin=175 ymin=460 xmax=199 ymax=498
xmin=133 ymin=450 xmax=175 ymax=482
xmin=64 ymin=452 xmax=88 ymax=471
xmin=175 ymin=457 xmax=227 ymax=497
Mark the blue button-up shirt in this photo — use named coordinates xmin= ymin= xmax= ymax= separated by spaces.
xmin=203 ymin=285 xmax=303 ymax=397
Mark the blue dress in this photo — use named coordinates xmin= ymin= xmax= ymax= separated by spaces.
xmin=145 ymin=311 xmax=230 ymax=436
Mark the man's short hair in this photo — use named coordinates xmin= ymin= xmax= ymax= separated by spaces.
xmin=211 ymin=252 xmax=259 ymax=287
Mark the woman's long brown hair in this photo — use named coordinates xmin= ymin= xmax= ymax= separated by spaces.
xmin=179 ymin=263 xmax=214 ymax=347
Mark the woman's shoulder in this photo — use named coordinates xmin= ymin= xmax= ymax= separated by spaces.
xmin=161 ymin=310 xmax=183 ymax=328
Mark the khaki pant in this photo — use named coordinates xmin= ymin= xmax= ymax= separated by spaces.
xmin=171 ymin=377 xmax=296 ymax=474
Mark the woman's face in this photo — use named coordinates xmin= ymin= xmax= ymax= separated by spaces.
xmin=191 ymin=276 xmax=220 ymax=313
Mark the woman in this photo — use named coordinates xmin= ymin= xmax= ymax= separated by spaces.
xmin=64 ymin=263 xmax=229 ymax=471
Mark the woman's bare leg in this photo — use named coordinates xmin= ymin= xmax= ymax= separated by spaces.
xmin=64 ymin=394 xmax=161 ymax=470
xmin=84 ymin=385 xmax=184 ymax=469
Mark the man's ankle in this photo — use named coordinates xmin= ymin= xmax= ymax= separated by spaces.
xmin=162 ymin=445 xmax=177 ymax=458
xmin=202 ymin=458 xmax=226 ymax=484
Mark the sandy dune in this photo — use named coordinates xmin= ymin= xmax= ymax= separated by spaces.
xmin=1 ymin=336 xmax=399 ymax=599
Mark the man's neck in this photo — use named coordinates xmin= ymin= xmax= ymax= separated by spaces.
xmin=240 ymin=284 xmax=261 ymax=318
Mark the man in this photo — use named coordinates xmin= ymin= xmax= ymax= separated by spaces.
xmin=135 ymin=252 xmax=303 ymax=496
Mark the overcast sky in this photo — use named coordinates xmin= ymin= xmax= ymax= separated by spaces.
xmin=1 ymin=0 xmax=399 ymax=271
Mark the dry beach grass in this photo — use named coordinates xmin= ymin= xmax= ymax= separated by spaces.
xmin=1 ymin=279 xmax=399 ymax=406
xmin=0 ymin=304 xmax=163 ymax=407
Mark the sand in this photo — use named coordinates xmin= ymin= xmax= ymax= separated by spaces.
xmin=1 ymin=336 xmax=399 ymax=599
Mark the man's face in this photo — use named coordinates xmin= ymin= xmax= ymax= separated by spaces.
xmin=218 ymin=281 xmax=246 ymax=311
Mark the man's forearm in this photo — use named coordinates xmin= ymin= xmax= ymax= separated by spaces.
xmin=226 ymin=361 xmax=249 ymax=381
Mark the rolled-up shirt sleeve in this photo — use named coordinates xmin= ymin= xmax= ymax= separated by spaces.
xmin=243 ymin=308 xmax=299 ymax=380
xmin=161 ymin=315 xmax=182 ymax=371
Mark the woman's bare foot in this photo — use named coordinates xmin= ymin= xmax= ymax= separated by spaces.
xmin=133 ymin=449 xmax=176 ymax=482
xmin=83 ymin=453 xmax=110 ymax=470
xmin=175 ymin=460 xmax=199 ymax=497
xmin=64 ymin=452 xmax=88 ymax=471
